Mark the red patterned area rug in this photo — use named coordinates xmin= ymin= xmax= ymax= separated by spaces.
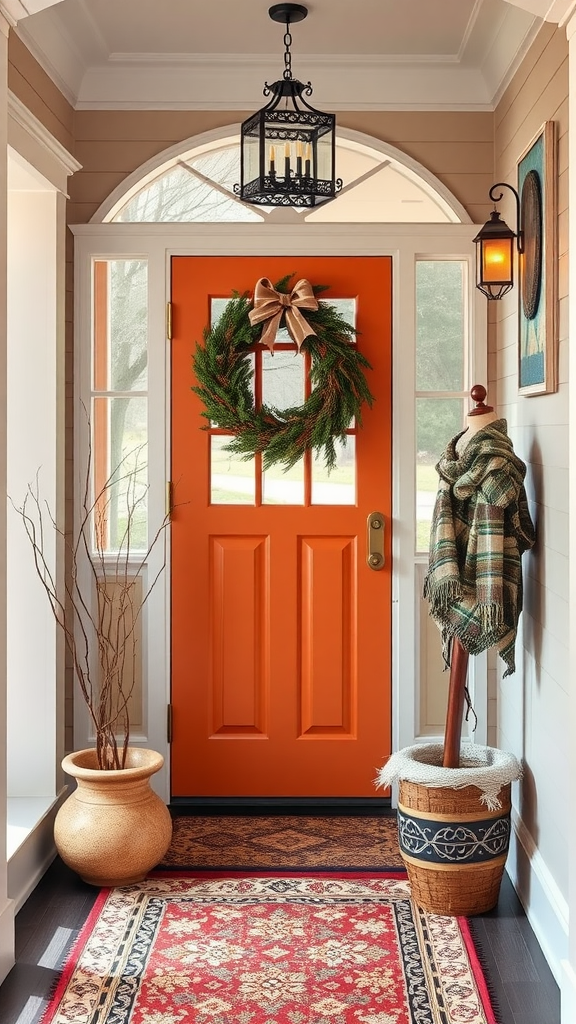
xmin=44 ymin=873 xmax=498 ymax=1024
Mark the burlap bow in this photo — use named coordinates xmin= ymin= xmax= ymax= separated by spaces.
xmin=248 ymin=278 xmax=319 ymax=353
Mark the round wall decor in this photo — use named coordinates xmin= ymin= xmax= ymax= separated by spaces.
xmin=520 ymin=169 xmax=542 ymax=321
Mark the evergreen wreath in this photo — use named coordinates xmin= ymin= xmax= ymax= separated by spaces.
xmin=192 ymin=275 xmax=374 ymax=473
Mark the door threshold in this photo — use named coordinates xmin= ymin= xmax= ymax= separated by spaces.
xmin=170 ymin=796 xmax=394 ymax=816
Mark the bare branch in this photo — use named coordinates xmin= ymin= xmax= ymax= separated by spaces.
xmin=12 ymin=417 xmax=169 ymax=770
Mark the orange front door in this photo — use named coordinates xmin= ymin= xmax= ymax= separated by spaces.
xmin=171 ymin=256 xmax=392 ymax=798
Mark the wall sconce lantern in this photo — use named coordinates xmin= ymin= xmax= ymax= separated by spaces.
xmin=235 ymin=3 xmax=342 ymax=208
xmin=473 ymin=182 xmax=524 ymax=300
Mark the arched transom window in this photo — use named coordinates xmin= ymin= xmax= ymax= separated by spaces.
xmin=102 ymin=133 xmax=463 ymax=225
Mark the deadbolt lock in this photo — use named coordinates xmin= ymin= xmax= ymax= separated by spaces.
xmin=367 ymin=512 xmax=385 ymax=571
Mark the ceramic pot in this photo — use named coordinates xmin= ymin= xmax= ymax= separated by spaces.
xmin=54 ymin=747 xmax=173 ymax=886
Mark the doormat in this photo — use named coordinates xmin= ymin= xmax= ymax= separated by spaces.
xmin=43 ymin=873 xmax=498 ymax=1024
xmin=161 ymin=814 xmax=404 ymax=870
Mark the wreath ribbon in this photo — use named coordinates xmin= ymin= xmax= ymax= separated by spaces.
xmin=248 ymin=277 xmax=319 ymax=353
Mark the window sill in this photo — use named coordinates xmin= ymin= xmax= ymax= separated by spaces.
xmin=7 ymin=797 xmax=59 ymax=860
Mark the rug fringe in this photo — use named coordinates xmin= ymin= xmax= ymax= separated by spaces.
xmin=458 ymin=917 xmax=505 ymax=1024
xmin=39 ymin=887 xmax=110 ymax=1024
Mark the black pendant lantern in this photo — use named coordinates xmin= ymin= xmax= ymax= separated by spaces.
xmin=235 ymin=3 xmax=342 ymax=208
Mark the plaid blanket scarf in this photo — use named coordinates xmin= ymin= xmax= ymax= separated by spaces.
xmin=423 ymin=418 xmax=535 ymax=676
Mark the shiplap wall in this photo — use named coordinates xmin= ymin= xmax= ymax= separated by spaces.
xmin=492 ymin=22 xmax=569 ymax=966
xmin=7 ymin=33 xmax=74 ymax=153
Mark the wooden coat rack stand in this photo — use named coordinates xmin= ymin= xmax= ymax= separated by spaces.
xmin=442 ymin=638 xmax=469 ymax=767
xmin=442 ymin=384 xmax=493 ymax=769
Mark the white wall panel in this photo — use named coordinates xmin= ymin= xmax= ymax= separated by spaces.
xmin=494 ymin=20 xmax=570 ymax=989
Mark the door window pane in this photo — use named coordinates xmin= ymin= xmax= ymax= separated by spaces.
xmin=320 ymin=297 xmax=356 ymax=330
xmin=311 ymin=436 xmax=356 ymax=505
xmin=210 ymin=436 xmax=256 ymax=505
xmin=416 ymin=261 xmax=465 ymax=392
xmin=416 ymin=397 xmax=464 ymax=552
xmin=211 ymin=297 xmax=256 ymax=329
xmin=262 ymin=350 xmax=305 ymax=410
xmin=262 ymin=460 xmax=305 ymax=505
xmin=208 ymin=301 xmax=255 ymax=428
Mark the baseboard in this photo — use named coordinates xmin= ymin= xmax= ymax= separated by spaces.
xmin=170 ymin=796 xmax=393 ymax=816
xmin=507 ymin=807 xmax=568 ymax=987
xmin=560 ymin=960 xmax=576 ymax=1024
xmin=7 ymin=787 xmax=68 ymax=913
xmin=0 ymin=897 xmax=14 ymax=986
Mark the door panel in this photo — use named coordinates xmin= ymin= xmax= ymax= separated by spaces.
xmin=210 ymin=534 xmax=268 ymax=735
xmin=300 ymin=535 xmax=356 ymax=736
xmin=171 ymin=256 xmax=392 ymax=797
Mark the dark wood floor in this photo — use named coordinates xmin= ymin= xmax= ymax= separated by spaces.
xmin=0 ymin=855 xmax=560 ymax=1024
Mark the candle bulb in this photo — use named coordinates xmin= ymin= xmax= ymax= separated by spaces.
xmin=269 ymin=144 xmax=276 ymax=177
xmin=284 ymin=142 xmax=291 ymax=180
xmin=296 ymin=141 xmax=303 ymax=178
xmin=304 ymin=142 xmax=311 ymax=178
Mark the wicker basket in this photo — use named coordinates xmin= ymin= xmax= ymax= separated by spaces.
xmin=398 ymin=778 xmax=512 ymax=916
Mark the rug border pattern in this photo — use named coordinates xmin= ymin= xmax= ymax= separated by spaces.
xmin=42 ymin=872 xmax=498 ymax=1024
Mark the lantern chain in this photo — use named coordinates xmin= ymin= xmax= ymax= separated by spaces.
xmin=283 ymin=23 xmax=293 ymax=79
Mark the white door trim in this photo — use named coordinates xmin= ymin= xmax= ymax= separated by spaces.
xmin=72 ymin=222 xmax=487 ymax=803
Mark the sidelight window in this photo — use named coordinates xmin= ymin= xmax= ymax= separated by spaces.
xmin=415 ymin=259 xmax=468 ymax=552
xmin=92 ymin=258 xmax=149 ymax=552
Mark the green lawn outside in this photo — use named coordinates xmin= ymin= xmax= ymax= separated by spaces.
xmin=416 ymin=462 xmax=439 ymax=492
xmin=212 ymin=442 xmax=354 ymax=484
xmin=416 ymin=461 xmax=439 ymax=554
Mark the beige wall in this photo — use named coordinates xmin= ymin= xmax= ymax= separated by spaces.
xmin=493 ymin=20 xmax=569 ymax=937
xmin=70 ymin=109 xmax=495 ymax=225
xmin=8 ymin=32 xmax=74 ymax=153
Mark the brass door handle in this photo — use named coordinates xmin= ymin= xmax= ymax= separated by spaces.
xmin=367 ymin=512 xmax=385 ymax=570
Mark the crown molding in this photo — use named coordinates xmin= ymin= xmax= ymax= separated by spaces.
xmin=553 ymin=0 xmax=576 ymax=24
xmin=484 ymin=7 xmax=543 ymax=105
xmin=457 ymin=0 xmax=486 ymax=60
xmin=76 ymin=58 xmax=494 ymax=111
xmin=504 ymin=0 xmax=576 ymax=21
xmin=0 ymin=2 xmax=16 ymax=27
xmin=14 ymin=26 xmax=76 ymax=105
xmin=12 ymin=4 xmax=543 ymax=112
xmin=8 ymin=91 xmax=81 ymax=176
xmin=1 ymin=0 xmax=62 ymax=24
xmin=16 ymin=15 xmax=91 ymax=107
xmin=107 ymin=51 xmax=462 ymax=67
xmin=15 ymin=0 xmax=109 ymax=106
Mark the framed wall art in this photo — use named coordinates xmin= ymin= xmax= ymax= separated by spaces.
xmin=517 ymin=120 xmax=557 ymax=396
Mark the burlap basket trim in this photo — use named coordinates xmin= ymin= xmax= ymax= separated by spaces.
xmin=375 ymin=743 xmax=522 ymax=811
